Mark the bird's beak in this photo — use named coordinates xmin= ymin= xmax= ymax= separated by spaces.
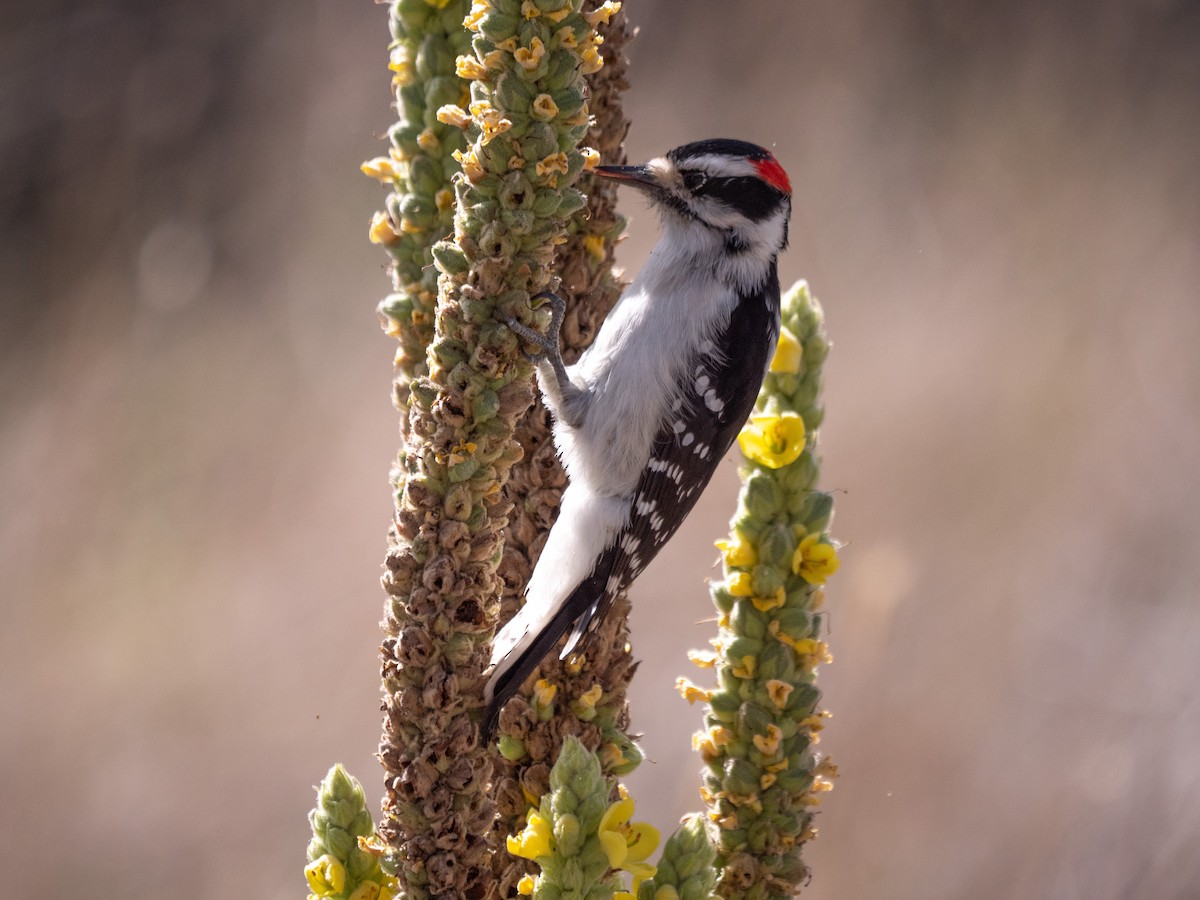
xmin=594 ymin=164 xmax=661 ymax=192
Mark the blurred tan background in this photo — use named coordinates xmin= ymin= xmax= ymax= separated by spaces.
xmin=3 ymin=2 xmax=1199 ymax=898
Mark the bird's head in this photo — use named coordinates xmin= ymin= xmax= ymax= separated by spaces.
xmin=596 ymin=138 xmax=792 ymax=262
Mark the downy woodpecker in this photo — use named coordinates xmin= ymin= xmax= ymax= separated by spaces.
xmin=484 ymin=139 xmax=793 ymax=738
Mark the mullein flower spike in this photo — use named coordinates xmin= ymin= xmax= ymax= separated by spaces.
xmin=506 ymin=736 xmax=657 ymax=900
xmin=634 ymin=816 xmax=716 ymax=900
xmin=692 ymin=281 xmax=840 ymax=900
xmin=375 ymin=1 xmax=615 ymax=898
xmin=371 ymin=0 xmax=472 ymax=432
xmin=488 ymin=1 xmax=637 ymax=894
xmin=305 ymin=765 xmax=398 ymax=900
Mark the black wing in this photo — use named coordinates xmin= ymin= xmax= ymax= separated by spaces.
xmin=562 ymin=276 xmax=781 ymax=652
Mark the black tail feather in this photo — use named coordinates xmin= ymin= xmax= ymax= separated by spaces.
xmin=480 ymin=553 xmax=618 ymax=742
xmin=481 ymin=598 xmax=580 ymax=742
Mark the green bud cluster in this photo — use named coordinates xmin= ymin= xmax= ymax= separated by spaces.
xmin=525 ymin=737 xmax=619 ymax=900
xmin=376 ymin=2 xmax=609 ymax=899
xmin=635 ymin=816 xmax=716 ymax=900
xmin=305 ymin=765 xmax=397 ymax=900
xmin=371 ymin=0 xmax=472 ymax=423
xmin=696 ymin=281 xmax=838 ymax=900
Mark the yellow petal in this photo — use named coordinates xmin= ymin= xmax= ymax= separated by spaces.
xmin=625 ymin=821 xmax=660 ymax=863
xmin=599 ymin=796 xmax=633 ymax=833
xmin=769 ymin=325 xmax=802 ymax=373
xmin=738 ymin=413 xmax=806 ymax=469
xmin=304 ymin=856 xmax=346 ymax=896
xmin=599 ymin=828 xmax=628 ymax=868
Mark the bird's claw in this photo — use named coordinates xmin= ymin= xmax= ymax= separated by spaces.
xmin=530 ymin=290 xmax=566 ymax=317
xmin=500 ymin=291 xmax=567 ymax=365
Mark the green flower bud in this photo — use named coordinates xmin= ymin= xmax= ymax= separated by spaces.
xmin=431 ymin=240 xmax=469 ymax=274
xmin=750 ymin=563 xmax=785 ymax=599
xmin=742 ymin=470 xmax=784 ymax=520
xmin=730 ymin=599 xmax=766 ymax=640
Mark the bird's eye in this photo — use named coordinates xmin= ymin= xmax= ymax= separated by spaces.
xmin=682 ymin=171 xmax=708 ymax=192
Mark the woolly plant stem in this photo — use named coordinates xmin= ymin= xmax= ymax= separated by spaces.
xmin=490 ymin=1 xmax=638 ymax=895
xmin=306 ymin=765 xmax=398 ymax=900
xmin=370 ymin=0 xmax=472 ymax=441
xmin=684 ymin=281 xmax=840 ymax=899
xmin=373 ymin=1 xmax=611 ymax=899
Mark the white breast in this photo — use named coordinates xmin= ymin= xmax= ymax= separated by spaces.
xmin=557 ymin=228 xmax=738 ymax=499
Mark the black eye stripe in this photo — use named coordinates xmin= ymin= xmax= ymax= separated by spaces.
xmin=690 ymin=176 xmax=784 ymax=222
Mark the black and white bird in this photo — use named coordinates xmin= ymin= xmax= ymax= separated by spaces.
xmin=484 ymin=139 xmax=793 ymax=738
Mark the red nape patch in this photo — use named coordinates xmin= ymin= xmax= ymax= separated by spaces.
xmin=754 ymin=155 xmax=792 ymax=195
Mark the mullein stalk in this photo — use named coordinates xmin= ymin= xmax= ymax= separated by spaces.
xmin=370 ymin=0 xmax=472 ymax=441
xmin=375 ymin=1 xmax=610 ymax=898
xmin=306 ymin=765 xmax=398 ymax=900
xmin=505 ymin=736 xmax=616 ymax=900
xmin=506 ymin=737 xmax=659 ymax=900
xmin=491 ymin=2 xmax=638 ymax=895
xmin=683 ymin=281 xmax=840 ymax=899
xmin=635 ymin=816 xmax=715 ymax=900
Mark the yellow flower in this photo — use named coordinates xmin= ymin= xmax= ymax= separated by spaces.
xmin=769 ymin=621 xmax=832 ymax=667
xmin=304 ymin=855 xmax=346 ymax=897
xmin=452 ymin=147 xmax=485 ymax=182
xmin=535 ymin=151 xmax=569 ymax=179
xmin=598 ymin=795 xmax=659 ymax=891
xmin=769 ymin=325 xmax=802 ymax=373
xmin=581 ymin=146 xmax=600 ymax=170
xmin=455 ymin=54 xmax=487 ymax=80
xmin=580 ymin=44 xmax=604 ymax=74
xmin=556 ymin=25 xmax=579 ymax=48
xmin=532 ymin=678 xmax=557 ymax=708
xmin=361 ymin=156 xmax=398 ymax=181
xmin=584 ymin=233 xmax=605 ymax=261
xmin=514 ymin=37 xmax=546 ymax=72
xmin=368 ymin=211 xmax=400 ymax=246
xmin=675 ymin=678 xmax=712 ymax=704
xmin=507 ymin=809 xmax=554 ymax=860
xmin=737 ymin=412 xmax=806 ymax=469
xmin=730 ymin=655 xmax=756 ymax=679
xmin=434 ymin=188 xmax=455 ymax=212
xmin=576 ymin=683 xmax=602 ymax=710
xmin=750 ymin=588 xmax=786 ymax=612
xmin=792 ymin=532 xmax=840 ymax=584
xmin=531 ymin=93 xmax=559 ymax=121
xmin=752 ymin=723 xmax=783 ymax=757
xmin=586 ymin=0 xmax=622 ymax=27
xmin=765 ymin=679 xmax=794 ymax=709
xmin=517 ymin=875 xmax=536 ymax=895
xmin=687 ymin=648 xmax=716 ymax=668
xmin=520 ymin=0 xmax=539 ymax=18
xmin=799 ymin=712 xmax=829 ymax=734
xmin=727 ymin=571 xmax=753 ymax=597
xmin=389 ymin=54 xmax=414 ymax=87
xmin=715 ymin=533 xmax=757 ymax=568
xmin=463 ymin=4 xmax=487 ymax=31
xmin=469 ymin=101 xmax=512 ymax=144
xmin=436 ymin=104 xmax=471 ymax=129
